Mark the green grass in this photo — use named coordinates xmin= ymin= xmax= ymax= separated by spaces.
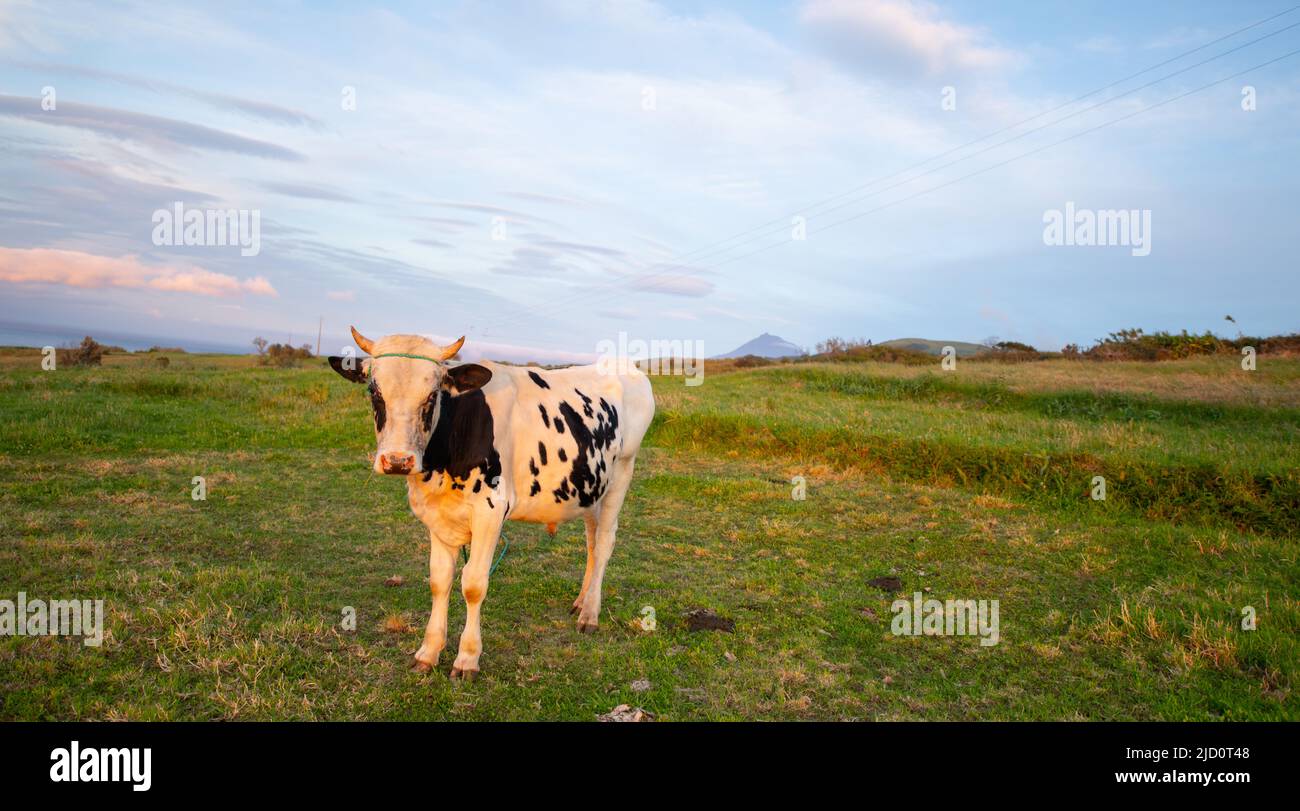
xmin=0 ymin=353 xmax=1295 ymax=719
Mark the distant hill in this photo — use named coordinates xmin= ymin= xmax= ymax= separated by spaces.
xmin=878 ymin=338 xmax=987 ymax=357
xmin=714 ymin=333 xmax=805 ymax=359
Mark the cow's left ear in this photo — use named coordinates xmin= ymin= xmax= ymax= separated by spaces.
xmin=444 ymin=363 xmax=492 ymax=395
xmin=328 ymin=355 xmax=368 ymax=384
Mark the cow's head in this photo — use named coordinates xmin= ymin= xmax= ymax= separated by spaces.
xmin=328 ymin=326 xmax=493 ymax=475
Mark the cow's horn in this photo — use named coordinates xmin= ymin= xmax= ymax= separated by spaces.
xmin=438 ymin=335 xmax=465 ymax=361
xmin=350 ymin=326 xmax=375 ymax=355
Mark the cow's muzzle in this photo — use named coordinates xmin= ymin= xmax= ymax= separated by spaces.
xmin=379 ymin=452 xmax=417 ymax=475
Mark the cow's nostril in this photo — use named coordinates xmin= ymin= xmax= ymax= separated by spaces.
xmin=381 ymin=453 xmax=415 ymax=474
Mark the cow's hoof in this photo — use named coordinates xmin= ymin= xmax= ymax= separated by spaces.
xmin=449 ymin=666 xmax=478 ymax=681
xmin=569 ymin=601 xmax=582 ymax=615
xmin=411 ymin=658 xmax=433 ymax=674
xmin=577 ymin=620 xmax=598 ymax=634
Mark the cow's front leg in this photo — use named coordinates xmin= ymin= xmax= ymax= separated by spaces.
xmin=451 ymin=509 xmax=502 ymax=680
xmin=413 ymin=536 xmax=456 ymax=673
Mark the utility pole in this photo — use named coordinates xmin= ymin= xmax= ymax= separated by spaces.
xmin=316 ymin=317 xmax=323 ymax=357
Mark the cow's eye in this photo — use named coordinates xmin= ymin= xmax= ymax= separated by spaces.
xmin=420 ymin=391 xmax=439 ymax=431
xmin=368 ymin=384 xmax=387 ymax=431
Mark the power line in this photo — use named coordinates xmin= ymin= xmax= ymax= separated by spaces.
xmin=476 ymin=6 xmax=1300 ymax=338
xmin=690 ymin=48 xmax=1300 ymax=275
xmin=482 ymin=46 xmax=1300 ymax=355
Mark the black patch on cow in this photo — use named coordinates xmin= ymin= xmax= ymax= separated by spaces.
xmin=554 ymin=417 xmax=564 ymax=434
xmin=557 ymin=398 xmax=621 ymax=507
xmin=598 ymin=397 xmax=620 ymax=435
xmin=528 ymin=371 xmax=550 ymax=389
xmin=421 ymin=389 xmax=502 ymax=487
xmin=537 ymin=441 xmax=547 ymax=466
xmin=451 ymin=482 xmax=464 ymax=491
xmin=529 ymin=458 xmax=539 ymax=477
xmin=529 ymin=480 xmax=541 ymax=496
xmin=486 ymin=496 xmax=494 ymax=509
xmin=574 ymin=388 xmax=595 ymax=418
xmin=369 ymin=381 xmax=387 ymax=432
xmin=552 ymin=477 xmax=572 ymax=503
xmin=557 ymin=447 xmax=567 ymax=462
xmin=472 ymin=479 xmax=482 ymax=493
xmin=538 ymin=403 xmax=549 ymax=428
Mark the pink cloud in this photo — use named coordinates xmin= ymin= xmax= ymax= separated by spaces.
xmin=0 ymin=247 xmax=277 ymax=297
xmin=801 ymin=0 xmax=1013 ymax=76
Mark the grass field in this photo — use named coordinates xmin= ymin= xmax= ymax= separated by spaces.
xmin=0 ymin=349 xmax=1296 ymax=720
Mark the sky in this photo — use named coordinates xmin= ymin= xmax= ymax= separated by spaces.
xmin=1 ymin=0 xmax=1298 ymax=360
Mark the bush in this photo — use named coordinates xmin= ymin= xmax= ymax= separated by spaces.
xmin=56 ymin=336 xmax=106 ymax=367
xmin=1084 ymin=328 xmax=1225 ymax=361
xmin=814 ymin=336 xmax=871 ymax=356
xmin=1245 ymin=333 xmax=1300 ymax=356
xmin=810 ymin=343 xmax=932 ymax=365
xmin=994 ymin=340 xmax=1037 ymax=353
xmin=969 ymin=340 xmax=1051 ymax=363
xmin=260 ymin=343 xmax=315 ymax=367
xmin=731 ymin=354 xmax=773 ymax=368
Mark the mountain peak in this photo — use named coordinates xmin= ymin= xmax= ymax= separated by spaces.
xmin=714 ymin=333 xmax=804 ymax=359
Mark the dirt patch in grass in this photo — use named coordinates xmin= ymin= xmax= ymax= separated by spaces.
xmin=683 ymin=608 xmax=736 ymax=632
xmin=867 ymin=576 xmax=904 ymax=593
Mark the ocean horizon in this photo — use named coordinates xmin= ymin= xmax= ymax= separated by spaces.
xmin=0 ymin=320 xmax=256 ymax=355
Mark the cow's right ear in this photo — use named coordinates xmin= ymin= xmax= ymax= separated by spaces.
xmin=328 ymin=355 xmax=368 ymax=384
xmin=444 ymin=363 xmax=492 ymax=395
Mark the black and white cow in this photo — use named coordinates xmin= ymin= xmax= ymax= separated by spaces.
xmin=328 ymin=327 xmax=655 ymax=679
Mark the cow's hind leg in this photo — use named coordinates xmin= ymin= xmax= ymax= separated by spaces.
xmin=576 ymin=457 xmax=636 ymax=633
xmin=413 ymin=536 xmax=456 ymax=673
xmin=571 ymin=510 xmax=599 ymax=616
xmin=451 ymin=508 xmax=503 ymax=679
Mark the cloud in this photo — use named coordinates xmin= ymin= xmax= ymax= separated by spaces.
xmin=660 ymin=309 xmax=700 ymax=321
xmin=433 ymin=334 xmax=596 ymax=366
xmin=0 ymin=152 xmax=223 ymax=254
xmin=0 ymin=247 xmax=277 ymax=297
xmin=0 ymin=95 xmax=305 ymax=161
xmin=629 ymin=272 xmax=715 ymax=297
xmin=425 ymin=200 xmax=558 ymax=226
xmin=326 ymin=290 xmax=355 ymax=301
xmin=799 ymin=0 xmax=1013 ymax=77
xmin=11 ymin=62 xmax=326 ymax=129
xmin=260 ymin=180 xmax=357 ymax=202
xmin=0 ymin=1 xmax=71 ymax=52
xmin=528 ymin=237 xmax=627 ymax=259
xmin=506 ymin=190 xmax=590 ymax=207
xmin=403 ymin=216 xmax=478 ymax=233
xmin=596 ymin=306 xmax=638 ymax=320
xmin=490 ymin=246 xmax=576 ymax=277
